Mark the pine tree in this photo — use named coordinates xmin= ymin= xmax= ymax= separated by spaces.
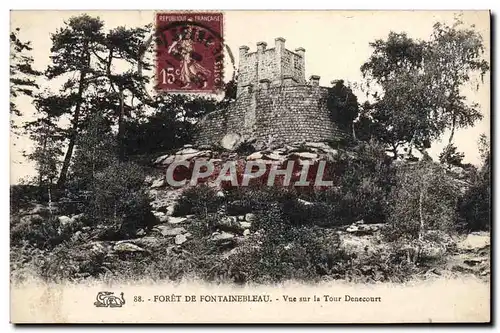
xmin=10 ymin=28 xmax=41 ymax=127
xmin=43 ymin=15 xmax=152 ymax=186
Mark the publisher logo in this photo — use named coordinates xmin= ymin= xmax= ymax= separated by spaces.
xmin=94 ymin=291 xmax=126 ymax=308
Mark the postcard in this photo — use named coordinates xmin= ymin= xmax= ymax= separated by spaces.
xmin=10 ymin=10 xmax=491 ymax=323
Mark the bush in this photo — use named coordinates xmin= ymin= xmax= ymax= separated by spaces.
xmin=38 ymin=243 xmax=109 ymax=281
xmin=10 ymin=185 xmax=39 ymax=212
xmin=345 ymin=246 xmax=418 ymax=283
xmin=386 ymin=161 xmax=461 ymax=240
xmin=457 ymin=156 xmax=490 ymax=231
xmin=172 ymin=185 xmax=224 ymax=217
xmin=10 ymin=214 xmax=65 ymax=249
xmin=309 ymin=141 xmax=395 ymax=225
xmin=85 ymin=161 xmax=156 ymax=239
xmin=326 ymin=80 xmax=359 ymax=129
xmin=225 ymin=186 xmax=295 ymax=215
xmin=202 ymin=205 xmax=352 ymax=284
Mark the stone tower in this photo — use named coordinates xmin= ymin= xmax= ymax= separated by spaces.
xmin=194 ymin=37 xmax=351 ymax=148
xmin=237 ymin=37 xmax=306 ymax=95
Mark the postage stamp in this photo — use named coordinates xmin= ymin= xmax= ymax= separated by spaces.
xmin=155 ymin=12 xmax=224 ymax=94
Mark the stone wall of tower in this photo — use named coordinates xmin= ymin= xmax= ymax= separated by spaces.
xmin=194 ymin=85 xmax=350 ymax=147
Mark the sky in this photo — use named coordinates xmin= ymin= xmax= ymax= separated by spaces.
xmin=9 ymin=10 xmax=491 ymax=184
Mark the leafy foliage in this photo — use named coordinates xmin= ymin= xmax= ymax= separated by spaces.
xmin=10 ymin=206 xmax=68 ymax=250
xmin=36 ymin=14 xmax=154 ymax=186
xmin=10 ymin=28 xmax=40 ymax=119
xmin=122 ymin=94 xmax=218 ymax=156
xmin=361 ymin=19 xmax=489 ymax=157
xmin=85 ymin=161 xmax=155 ymax=239
xmin=439 ymin=143 xmax=465 ymax=167
xmin=312 ymin=141 xmax=395 ymax=224
xmin=326 ymin=80 xmax=359 ymax=130
xmin=69 ymin=112 xmax=117 ymax=189
xmin=172 ymin=185 xmax=223 ymax=217
xmin=457 ymin=135 xmax=490 ymax=231
xmin=386 ymin=161 xmax=461 ymax=240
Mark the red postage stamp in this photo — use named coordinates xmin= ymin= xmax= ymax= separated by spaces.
xmin=155 ymin=12 xmax=224 ymax=94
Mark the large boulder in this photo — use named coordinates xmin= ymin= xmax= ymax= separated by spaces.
xmin=85 ymin=241 xmax=113 ymax=255
xmin=175 ymin=234 xmax=189 ymax=245
xmin=220 ymin=133 xmax=242 ymax=151
xmin=18 ymin=214 xmax=44 ymax=226
xmin=132 ymin=236 xmax=170 ymax=250
xmin=239 ymin=221 xmax=252 ymax=229
xmin=153 ymin=149 xmax=212 ymax=168
xmin=153 ymin=154 xmax=175 ymax=166
xmin=58 ymin=214 xmax=84 ymax=229
xmin=113 ymin=242 xmax=147 ymax=253
xmin=175 ymin=150 xmax=211 ymax=162
xmin=457 ymin=232 xmax=490 ymax=251
xmin=168 ymin=216 xmax=188 ymax=225
xmin=245 ymin=213 xmax=257 ymax=222
xmin=153 ymin=225 xmax=187 ymax=237
xmin=151 ymin=177 xmax=165 ymax=189
xmin=215 ymin=216 xmax=243 ymax=233
xmin=211 ymin=232 xmax=236 ymax=248
xmin=247 ymin=152 xmax=263 ymax=160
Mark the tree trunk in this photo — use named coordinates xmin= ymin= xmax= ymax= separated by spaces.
xmin=57 ymin=69 xmax=87 ymax=187
xmin=48 ymin=185 xmax=53 ymax=217
xmin=418 ymin=181 xmax=425 ymax=240
xmin=448 ymin=116 xmax=456 ymax=145
xmin=389 ymin=143 xmax=398 ymax=160
xmin=408 ymin=131 xmax=417 ymax=157
xmin=37 ymin=128 xmax=48 ymax=200
xmin=117 ymin=89 xmax=125 ymax=161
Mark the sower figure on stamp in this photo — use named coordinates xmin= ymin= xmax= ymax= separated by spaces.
xmin=168 ymin=23 xmax=211 ymax=88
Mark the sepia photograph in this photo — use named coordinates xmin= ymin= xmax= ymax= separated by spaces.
xmin=9 ymin=10 xmax=491 ymax=323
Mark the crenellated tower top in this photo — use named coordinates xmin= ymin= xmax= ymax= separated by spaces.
xmin=237 ymin=37 xmax=308 ymax=94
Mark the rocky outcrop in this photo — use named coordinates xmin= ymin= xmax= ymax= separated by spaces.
xmin=151 ymin=141 xmax=345 ymax=170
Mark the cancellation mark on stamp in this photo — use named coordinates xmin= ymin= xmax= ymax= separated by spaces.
xmin=155 ymin=12 xmax=224 ymax=94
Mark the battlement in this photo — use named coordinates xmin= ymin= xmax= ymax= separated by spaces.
xmin=237 ymin=37 xmax=307 ymax=94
